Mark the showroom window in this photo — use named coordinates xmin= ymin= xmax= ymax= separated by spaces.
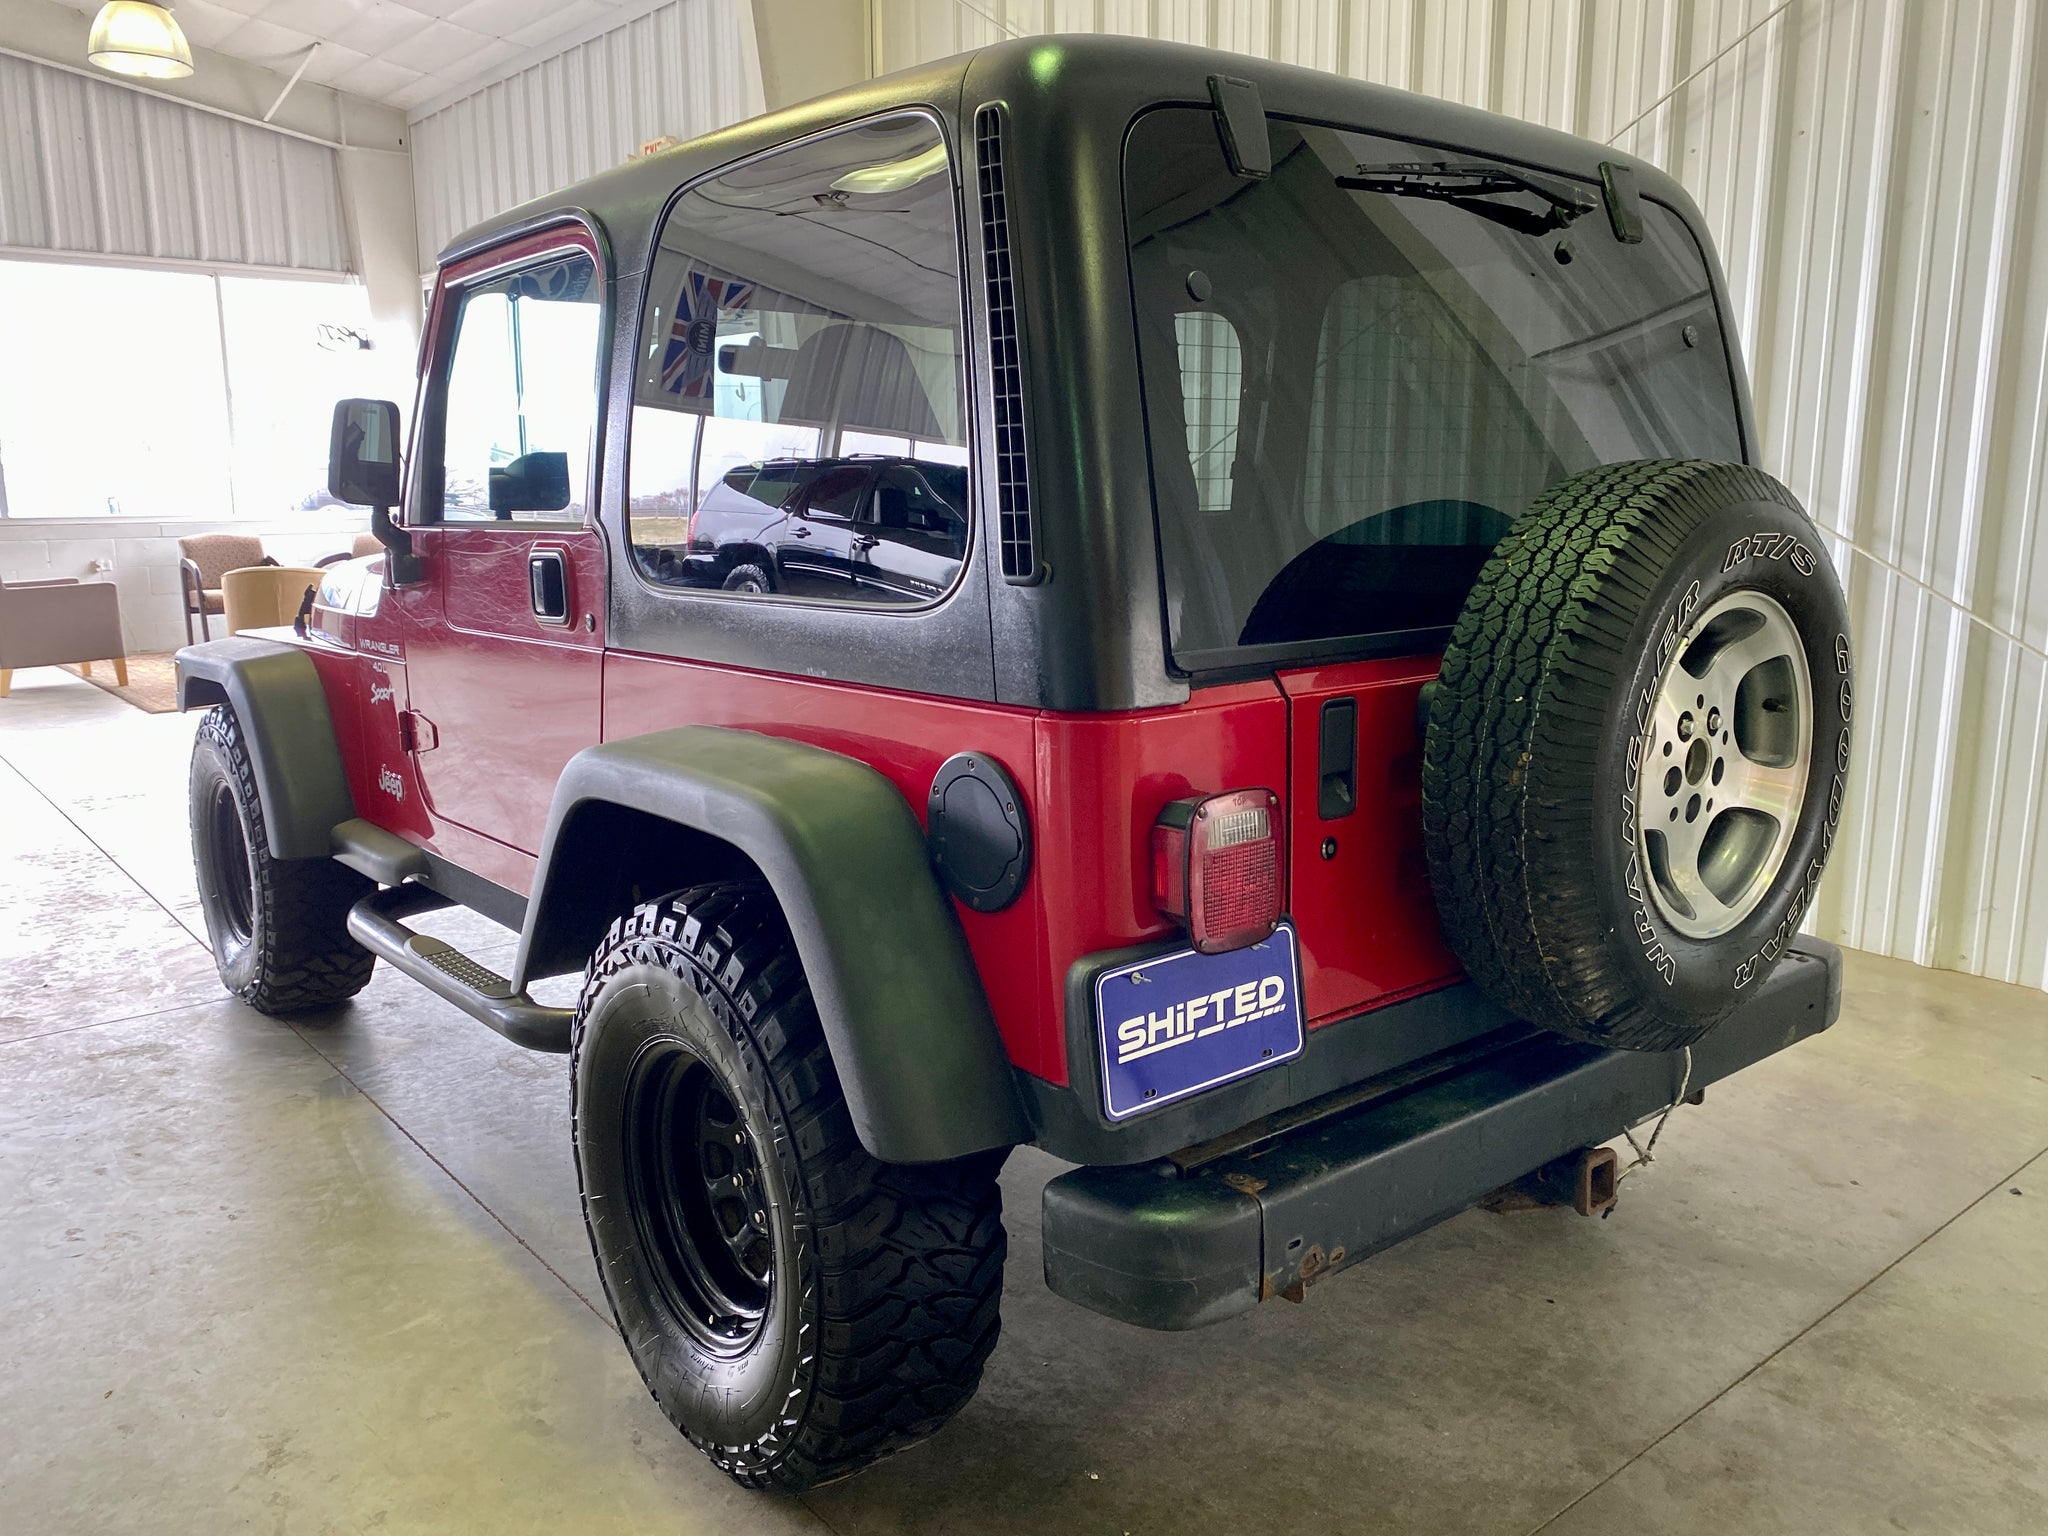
xmin=0 ymin=258 xmax=378 ymax=521
xmin=623 ymin=113 xmax=971 ymax=607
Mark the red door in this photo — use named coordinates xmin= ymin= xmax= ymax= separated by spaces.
xmin=1275 ymin=657 xmax=1462 ymax=1024
xmin=397 ymin=226 xmax=608 ymax=860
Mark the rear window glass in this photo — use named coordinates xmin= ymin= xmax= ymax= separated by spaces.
xmin=1125 ymin=108 xmax=1743 ymax=670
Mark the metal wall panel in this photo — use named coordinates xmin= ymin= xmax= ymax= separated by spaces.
xmin=406 ymin=0 xmax=765 ymax=271
xmin=866 ymin=0 xmax=2048 ymax=988
xmin=0 ymin=53 xmax=349 ymax=273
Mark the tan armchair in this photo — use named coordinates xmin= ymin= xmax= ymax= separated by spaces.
xmin=178 ymin=534 xmax=273 ymax=644
xmin=315 ymin=533 xmax=386 ymax=568
xmin=0 ymin=578 xmax=128 ymax=697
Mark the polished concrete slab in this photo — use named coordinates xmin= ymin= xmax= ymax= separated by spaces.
xmin=2 ymin=665 xmax=2044 ymax=1534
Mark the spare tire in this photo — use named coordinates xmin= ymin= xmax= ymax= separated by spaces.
xmin=1422 ymin=461 xmax=1853 ymax=1051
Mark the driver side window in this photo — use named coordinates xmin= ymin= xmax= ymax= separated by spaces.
xmin=434 ymin=251 xmax=601 ymax=525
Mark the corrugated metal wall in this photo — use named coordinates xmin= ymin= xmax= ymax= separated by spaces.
xmin=406 ymin=0 xmax=764 ymax=271
xmin=865 ymin=0 xmax=2048 ymax=991
xmin=0 ymin=52 xmax=350 ymax=273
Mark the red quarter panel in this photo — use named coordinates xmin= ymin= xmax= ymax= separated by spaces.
xmin=601 ymin=653 xmax=1050 ymax=1075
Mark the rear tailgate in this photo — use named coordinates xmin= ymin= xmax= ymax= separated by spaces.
xmin=1275 ymin=657 xmax=1461 ymax=1024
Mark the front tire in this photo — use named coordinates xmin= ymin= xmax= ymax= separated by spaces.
xmin=189 ymin=706 xmax=375 ymax=1013
xmin=571 ymin=886 xmax=1007 ymax=1491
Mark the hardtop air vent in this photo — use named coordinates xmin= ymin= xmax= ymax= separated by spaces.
xmin=975 ymin=104 xmax=1038 ymax=584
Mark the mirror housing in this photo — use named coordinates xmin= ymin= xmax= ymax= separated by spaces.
xmin=488 ymin=451 xmax=571 ymax=516
xmin=328 ymin=398 xmax=402 ymax=506
xmin=327 ymin=398 xmax=419 ymax=584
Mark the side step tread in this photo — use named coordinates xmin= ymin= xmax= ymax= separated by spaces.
xmin=347 ymin=884 xmax=572 ymax=1052
xmin=410 ymin=936 xmax=515 ymax=1000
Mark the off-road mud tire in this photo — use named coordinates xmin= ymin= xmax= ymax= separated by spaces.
xmin=1423 ymin=460 xmax=1853 ymax=1051
xmin=571 ymin=885 xmax=1007 ymax=1492
xmin=188 ymin=705 xmax=376 ymax=1013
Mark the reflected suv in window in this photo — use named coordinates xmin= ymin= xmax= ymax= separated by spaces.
xmin=676 ymin=456 xmax=968 ymax=605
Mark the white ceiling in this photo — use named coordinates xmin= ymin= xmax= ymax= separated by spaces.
xmin=50 ymin=0 xmax=659 ymax=115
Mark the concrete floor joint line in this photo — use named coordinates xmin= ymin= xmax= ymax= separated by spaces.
xmin=285 ymin=1019 xmax=617 ymax=1330
xmin=0 ymin=745 xmax=210 ymax=956
xmin=1519 ymin=1139 xmax=2048 ymax=1536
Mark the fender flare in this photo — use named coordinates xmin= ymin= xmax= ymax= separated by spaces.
xmin=174 ymin=637 xmax=355 ymax=861
xmin=520 ymin=727 xmax=1030 ymax=1164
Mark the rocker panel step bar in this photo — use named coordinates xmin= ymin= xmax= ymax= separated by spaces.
xmin=1041 ymin=938 xmax=1842 ymax=1331
xmin=346 ymin=884 xmax=574 ymax=1053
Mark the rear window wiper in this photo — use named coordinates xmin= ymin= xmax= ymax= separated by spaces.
xmin=1336 ymin=161 xmax=1596 ymax=237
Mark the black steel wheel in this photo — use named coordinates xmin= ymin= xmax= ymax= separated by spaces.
xmin=189 ymin=706 xmax=375 ymax=1013
xmin=622 ymin=1042 xmax=774 ymax=1356
xmin=571 ymin=885 xmax=1008 ymax=1492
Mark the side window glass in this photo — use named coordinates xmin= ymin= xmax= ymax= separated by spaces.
xmin=800 ymin=465 xmax=871 ymax=522
xmin=1174 ymin=311 xmax=1242 ymax=514
xmin=436 ymin=252 xmax=600 ymax=524
xmin=625 ymin=115 xmax=970 ymax=607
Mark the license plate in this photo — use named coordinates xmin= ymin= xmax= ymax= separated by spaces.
xmin=1095 ymin=924 xmax=1304 ymax=1120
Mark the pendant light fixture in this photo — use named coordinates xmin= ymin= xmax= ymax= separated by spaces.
xmin=87 ymin=3 xmax=194 ymax=81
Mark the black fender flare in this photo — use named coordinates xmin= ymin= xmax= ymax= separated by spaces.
xmin=519 ymin=727 xmax=1029 ymax=1164
xmin=174 ymin=637 xmax=355 ymax=861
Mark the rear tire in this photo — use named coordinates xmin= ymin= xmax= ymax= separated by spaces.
xmin=1423 ymin=460 xmax=1853 ymax=1051
xmin=571 ymin=885 xmax=1007 ymax=1491
xmin=189 ymin=706 xmax=376 ymax=1014
xmin=722 ymin=563 xmax=772 ymax=594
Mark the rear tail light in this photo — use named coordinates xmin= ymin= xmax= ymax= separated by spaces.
xmin=1151 ymin=788 xmax=1283 ymax=954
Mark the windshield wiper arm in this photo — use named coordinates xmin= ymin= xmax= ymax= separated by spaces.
xmin=1335 ymin=161 xmax=1596 ymax=237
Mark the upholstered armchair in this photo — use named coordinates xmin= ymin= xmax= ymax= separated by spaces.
xmin=0 ymin=578 xmax=127 ymax=697
xmin=315 ymin=533 xmax=386 ymax=568
xmin=178 ymin=534 xmax=273 ymax=644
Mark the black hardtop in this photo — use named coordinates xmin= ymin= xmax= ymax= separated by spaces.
xmin=439 ymin=33 xmax=1698 ymax=275
xmin=435 ymin=33 xmax=1749 ymax=716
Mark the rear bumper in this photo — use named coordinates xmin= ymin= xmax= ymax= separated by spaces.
xmin=1041 ymin=937 xmax=1842 ymax=1331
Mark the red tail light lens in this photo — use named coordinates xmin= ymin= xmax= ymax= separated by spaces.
xmin=1151 ymin=788 xmax=1283 ymax=954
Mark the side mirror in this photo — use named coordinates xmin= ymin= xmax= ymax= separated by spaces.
xmin=488 ymin=451 xmax=571 ymax=516
xmin=328 ymin=398 xmax=402 ymax=507
xmin=327 ymin=398 xmax=419 ymax=585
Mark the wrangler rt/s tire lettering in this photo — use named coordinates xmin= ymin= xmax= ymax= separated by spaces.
xmin=189 ymin=705 xmax=377 ymax=1013
xmin=1422 ymin=461 xmax=1853 ymax=1051
xmin=570 ymin=884 xmax=1007 ymax=1491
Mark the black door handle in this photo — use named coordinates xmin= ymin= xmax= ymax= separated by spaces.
xmin=1318 ymin=697 xmax=1357 ymax=819
xmin=529 ymin=549 xmax=569 ymax=623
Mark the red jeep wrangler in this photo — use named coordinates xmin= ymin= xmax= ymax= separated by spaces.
xmin=178 ymin=37 xmax=1852 ymax=1491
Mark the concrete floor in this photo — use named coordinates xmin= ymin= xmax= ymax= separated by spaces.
xmin=1 ymin=666 xmax=2044 ymax=1535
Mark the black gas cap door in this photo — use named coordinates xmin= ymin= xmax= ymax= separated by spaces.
xmin=927 ymin=752 xmax=1032 ymax=912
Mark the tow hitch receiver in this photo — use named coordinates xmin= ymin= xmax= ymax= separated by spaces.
xmin=1483 ymin=1144 xmax=1620 ymax=1217
xmin=1041 ymin=939 xmax=1840 ymax=1331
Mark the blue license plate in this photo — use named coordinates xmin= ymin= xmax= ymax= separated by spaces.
xmin=1095 ymin=924 xmax=1304 ymax=1120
